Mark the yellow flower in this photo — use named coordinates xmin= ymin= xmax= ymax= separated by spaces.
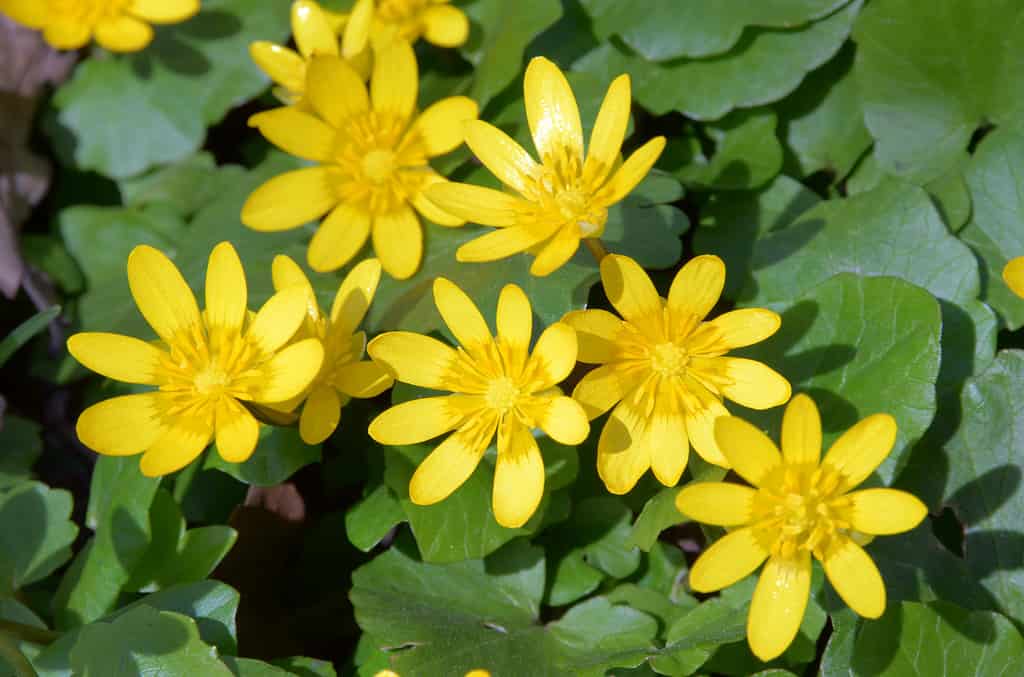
xmin=241 ymin=40 xmax=477 ymax=279
xmin=563 ymin=254 xmax=790 ymax=494
xmin=250 ymin=0 xmax=373 ymax=106
xmin=426 ymin=57 xmax=666 ymax=277
xmin=366 ymin=0 xmax=469 ymax=48
xmin=1 ymin=0 xmax=199 ymax=52
xmin=675 ymin=394 xmax=928 ymax=661
xmin=270 ymin=255 xmax=394 ymax=444
xmin=367 ymin=278 xmax=589 ymax=528
xmin=1004 ymin=256 xmax=1024 ymax=299
xmin=67 ymin=242 xmax=323 ymax=477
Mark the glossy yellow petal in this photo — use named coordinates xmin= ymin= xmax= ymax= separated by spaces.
xmin=139 ymin=418 xmax=212 ymax=477
xmin=330 ymin=257 xmax=382 ymax=332
xmin=308 ymin=203 xmax=371 ymax=272
xmin=600 ymin=254 xmax=663 ymax=335
xmin=781 ymin=393 xmax=821 ymax=465
xmin=822 ymin=413 xmax=898 ymax=490
xmin=523 ymin=57 xmax=583 ymax=162
xmin=241 ymin=167 xmax=337 ymax=232
xmin=341 ymin=0 xmax=373 ymax=58
xmin=422 ymin=4 xmax=469 ymax=47
xmin=373 ymin=206 xmax=422 ymax=280
xmin=369 ymin=395 xmax=478 ymax=445
xmin=822 ymin=538 xmax=886 ymax=619
xmin=425 ymin=182 xmax=526 ymax=227
xmin=372 ymin=40 xmax=417 ymax=121
xmin=249 ymin=107 xmax=335 ymax=162
xmin=306 ymin=55 xmax=368 ymax=125
xmin=215 ymin=400 xmax=260 ymax=463
xmin=254 ymin=338 xmax=324 ymax=403
xmin=598 ymin=388 xmax=688 ymax=490
xmin=410 ymin=172 xmax=465 ymax=227
xmin=529 ymin=230 xmax=580 ymax=277
xmin=599 ymin=136 xmax=666 ymax=205
xmin=434 ymin=277 xmax=494 ymax=356
xmin=43 ymin=21 xmax=91 ymax=50
xmin=714 ymin=357 xmax=791 ymax=410
xmin=94 ymin=15 xmax=153 ymax=52
xmin=530 ymin=395 xmax=589 ymax=446
xmin=409 ymin=415 xmax=495 ymax=504
xmin=127 ymin=244 xmax=201 ymax=343
xmin=1 ymin=0 xmax=47 ymax=26
xmin=335 ymin=360 xmax=394 ymax=398
xmin=249 ymin=43 xmax=305 ymax=93
xmin=412 ymin=96 xmax=478 ymax=157
xmin=271 ymin=254 xmax=314 ymax=298
xmin=572 ymin=364 xmax=642 ymax=420
xmin=292 ymin=0 xmax=338 ymax=58
xmin=697 ymin=307 xmax=781 ymax=353
xmin=299 ymin=385 xmax=342 ymax=444
xmin=456 ymin=225 xmax=551 ymax=263
xmin=688 ymin=526 xmax=768 ymax=592
xmin=367 ymin=331 xmax=457 ymax=390
xmin=76 ymin=393 xmax=163 ymax=455
xmin=494 ymin=417 xmax=545 ymax=528
xmin=676 ymin=482 xmax=756 ymax=526
xmin=204 ymin=242 xmax=247 ymax=334
xmin=525 ymin=322 xmax=577 ymax=390
xmin=464 ymin=120 xmax=541 ymax=197
xmin=247 ymin=286 xmax=308 ymax=354
xmin=128 ymin=0 xmax=199 ymax=23
xmin=597 ymin=442 xmax=650 ymax=495
xmin=584 ymin=74 xmax=630 ymax=187
xmin=561 ymin=309 xmax=622 ymax=364
xmin=714 ymin=415 xmax=781 ymax=486
xmin=847 ymin=488 xmax=927 ymax=535
xmin=685 ymin=396 xmax=730 ymax=467
xmin=67 ymin=333 xmax=163 ymax=385
xmin=748 ymin=554 xmax=812 ymax=661
xmin=667 ymin=254 xmax=724 ymax=324
xmin=496 ymin=283 xmax=532 ymax=359
xmin=1003 ymin=256 xmax=1024 ymax=299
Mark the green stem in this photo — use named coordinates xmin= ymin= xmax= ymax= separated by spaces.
xmin=0 ymin=632 xmax=38 ymax=677
xmin=0 ymin=621 xmax=59 ymax=646
xmin=584 ymin=237 xmax=609 ymax=264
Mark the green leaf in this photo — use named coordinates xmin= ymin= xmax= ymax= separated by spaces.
xmin=270 ymin=656 xmax=337 ymax=677
xmin=221 ymin=657 xmax=291 ymax=676
xmin=573 ymin=2 xmax=860 ymax=119
xmin=580 ymin=0 xmax=852 ymax=60
xmin=0 ymin=306 xmax=60 ymax=368
xmin=649 ymin=598 xmax=747 ymax=676
xmin=344 ymin=482 xmax=404 ymax=553
xmin=119 ymin=152 xmax=248 ymax=218
xmin=852 ymin=0 xmax=1024 ymax=182
xmin=666 ymin=110 xmax=783 ymax=191
xmin=204 ymin=426 xmax=320 ymax=487
xmin=0 ymin=481 xmax=77 ymax=596
xmin=627 ymin=488 xmax=684 ymax=552
xmin=47 ymin=0 xmax=290 ymax=178
xmin=849 ymin=601 xmax=1024 ymax=675
xmin=0 ymin=416 xmax=43 ymax=488
xmin=69 ymin=606 xmax=233 ymax=676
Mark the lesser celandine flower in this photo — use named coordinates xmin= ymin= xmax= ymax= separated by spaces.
xmin=242 ymin=40 xmax=477 ymax=279
xmin=250 ymin=0 xmax=373 ymax=106
xmin=676 ymin=394 xmax=928 ymax=661
xmin=1003 ymin=256 xmax=1024 ymax=299
xmin=67 ymin=242 xmax=323 ymax=477
xmin=367 ymin=278 xmax=589 ymax=528
xmin=270 ymin=255 xmax=393 ymax=444
xmin=427 ymin=57 xmax=666 ymax=276
xmin=368 ymin=0 xmax=468 ymax=48
xmin=564 ymin=254 xmax=790 ymax=494
xmin=1 ymin=0 xmax=199 ymax=52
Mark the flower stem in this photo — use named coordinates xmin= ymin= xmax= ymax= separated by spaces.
xmin=584 ymin=238 xmax=609 ymax=264
xmin=0 ymin=620 xmax=59 ymax=646
xmin=0 ymin=632 xmax=38 ymax=677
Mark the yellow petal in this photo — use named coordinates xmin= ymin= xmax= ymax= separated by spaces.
xmin=596 ymin=395 xmax=650 ymax=494
xmin=598 ymin=387 xmax=688 ymax=490
xmin=821 ymin=538 xmax=886 ymax=619
xmin=367 ymin=332 xmax=457 ymax=390
xmin=529 ymin=395 xmax=589 ymax=446
xmin=781 ymin=393 xmax=821 ymax=466
xmin=600 ymin=254 xmax=663 ymax=336
xmin=271 ymin=254 xmax=314 ymax=298
xmin=847 ymin=488 xmax=927 ymax=535
xmin=373 ymin=206 xmax=423 ymax=280
xmin=409 ymin=415 xmax=495 ymax=504
xmin=572 ymin=363 xmax=642 ymax=420
xmin=247 ymin=286 xmax=308 ymax=354
xmin=369 ymin=395 xmax=478 ymax=445
xmin=412 ymin=96 xmax=478 ymax=157
xmin=330 ymin=257 xmax=383 ymax=333
xmin=529 ymin=229 xmax=580 ymax=277
xmin=371 ymin=40 xmax=417 ymax=121
xmin=584 ymin=74 xmax=630 ymax=187
xmin=714 ymin=415 xmax=781 ymax=486
xmin=700 ymin=307 xmax=781 ymax=352
xmin=43 ymin=21 xmax=91 ymax=50
xmin=215 ymin=400 xmax=260 ymax=463
xmin=299 ymin=385 xmax=342 ymax=444
xmin=714 ymin=357 xmax=791 ymax=410
xmin=1 ymin=0 xmax=47 ymax=26
xmin=241 ymin=167 xmax=337 ymax=232
xmin=249 ymin=107 xmax=335 ymax=162
xmin=127 ymin=244 xmax=201 ymax=343
xmin=524 ymin=57 xmax=583 ymax=163
xmin=308 ymin=203 xmax=371 ymax=272
xmin=254 ymin=338 xmax=324 ymax=403
xmin=497 ymin=283 xmax=532 ymax=375
xmin=306 ymin=55 xmax=368 ymax=126
xmin=1003 ymin=256 xmax=1024 ymax=299
xmin=597 ymin=442 xmax=650 ymax=495
xmin=411 ymin=172 xmax=465 ymax=227
xmin=425 ymin=182 xmax=526 ymax=227
xmin=651 ymin=421 xmax=689 ymax=487
xmin=335 ymin=360 xmax=394 ymax=398
xmin=747 ymin=554 xmax=812 ymax=661
xmin=204 ymin=242 xmax=247 ymax=334
xmin=822 ymin=413 xmax=898 ymax=490
xmin=667 ymin=254 xmax=724 ymax=324
xmin=422 ymin=4 xmax=469 ymax=47
xmin=67 ymin=333 xmax=164 ymax=385
xmin=525 ymin=322 xmax=577 ymax=390
xmin=685 ymin=396 xmax=730 ymax=467
xmin=434 ymin=277 xmax=494 ymax=356
xmin=675 ymin=482 xmax=756 ymax=526
xmin=599 ymin=136 xmax=666 ymax=205
xmin=561 ymin=309 xmax=622 ymax=363
xmin=494 ymin=417 xmax=545 ymax=528
xmin=249 ymin=43 xmax=305 ymax=94
xmin=456 ymin=225 xmax=552 ymax=263
xmin=128 ymin=0 xmax=199 ymax=23
xmin=341 ymin=0 xmax=373 ymax=58
xmin=76 ymin=393 xmax=163 ymax=455
xmin=140 ymin=418 xmax=213 ymax=477
xmin=292 ymin=0 xmax=338 ymax=58
xmin=688 ymin=526 xmax=768 ymax=592
xmin=94 ymin=15 xmax=153 ymax=52
xmin=464 ymin=120 xmax=541 ymax=197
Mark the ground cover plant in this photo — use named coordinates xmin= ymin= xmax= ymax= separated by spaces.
xmin=1 ymin=0 xmax=1024 ymax=675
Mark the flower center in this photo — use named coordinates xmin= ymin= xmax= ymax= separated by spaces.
xmin=753 ymin=464 xmax=852 ymax=559
xmin=650 ymin=342 xmax=688 ymax=376
xmin=193 ymin=366 xmax=230 ymax=395
xmin=534 ymin=152 xmax=609 ymax=237
xmin=362 ymin=149 xmax=396 ymax=183
xmin=333 ymin=112 xmax=423 ymax=215
xmin=485 ymin=377 xmax=520 ymax=412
